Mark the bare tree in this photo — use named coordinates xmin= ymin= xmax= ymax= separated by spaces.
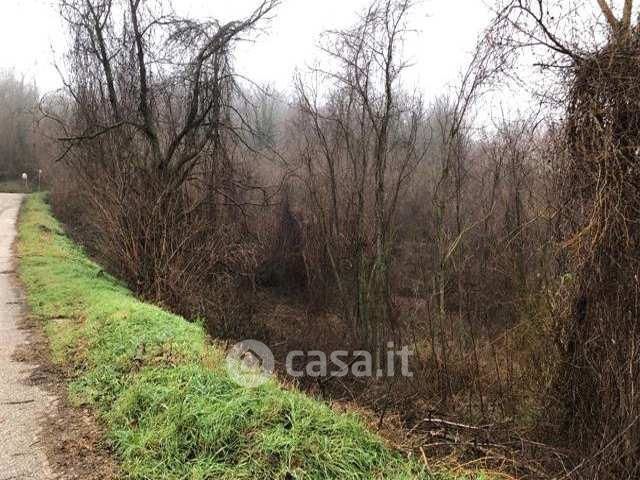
xmin=295 ymin=0 xmax=427 ymax=364
xmin=47 ymin=0 xmax=279 ymax=315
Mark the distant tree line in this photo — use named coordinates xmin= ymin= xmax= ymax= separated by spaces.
xmin=0 ymin=71 xmax=39 ymax=181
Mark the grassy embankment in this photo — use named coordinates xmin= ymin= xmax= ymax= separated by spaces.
xmin=17 ymin=194 xmax=482 ymax=480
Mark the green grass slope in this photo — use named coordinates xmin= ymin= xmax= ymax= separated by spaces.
xmin=17 ymin=194 xmax=476 ymax=480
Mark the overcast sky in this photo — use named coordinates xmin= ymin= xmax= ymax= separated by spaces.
xmin=0 ymin=0 xmax=494 ymax=96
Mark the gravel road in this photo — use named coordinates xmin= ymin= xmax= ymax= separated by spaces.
xmin=0 ymin=193 xmax=54 ymax=480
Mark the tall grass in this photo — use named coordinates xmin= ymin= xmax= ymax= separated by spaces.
xmin=17 ymin=194 xmax=477 ymax=480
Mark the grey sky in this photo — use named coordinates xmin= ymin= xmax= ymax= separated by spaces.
xmin=0 ymin=0 xmax=493 ymax=97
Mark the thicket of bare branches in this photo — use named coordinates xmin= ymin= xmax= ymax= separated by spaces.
xmin=44 ymin=0 xmax=279 ymax=328
xmin=43 ymin=0 xmax=563 ymax=472
xmin=39 ymin=0 xmax=640 ymax=477
xmin=291 ymin=0 xmax=429 ymax=364
xmin=493 ymin=0 xmax=640 ymax=476
xmin=561 ymin=24 xmax=640 ymax=480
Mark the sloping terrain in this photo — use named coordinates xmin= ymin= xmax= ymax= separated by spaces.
xmin=17 ymin=194 xmax=483 ymax=480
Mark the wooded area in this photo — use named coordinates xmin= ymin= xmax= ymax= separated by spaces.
xmin=4 ymin=0 xmax=640 ymax=478
xmin=0 ymin=71 xmax=40 ymax=184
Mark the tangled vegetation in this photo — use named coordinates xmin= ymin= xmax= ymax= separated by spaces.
xmin=18 ymin=194 xmax=490 ymax=480
xmin=558 ymin=26 xmax=640 ymax=478
xmin=9 ymin=0 xmax=638 ymax=477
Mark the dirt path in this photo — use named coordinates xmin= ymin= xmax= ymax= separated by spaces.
xmin=0 ymin=193 xmax=54 ymax=480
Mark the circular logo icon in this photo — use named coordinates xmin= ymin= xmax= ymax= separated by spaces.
xmin=225 ymin=339 xmax=274 ymax=388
